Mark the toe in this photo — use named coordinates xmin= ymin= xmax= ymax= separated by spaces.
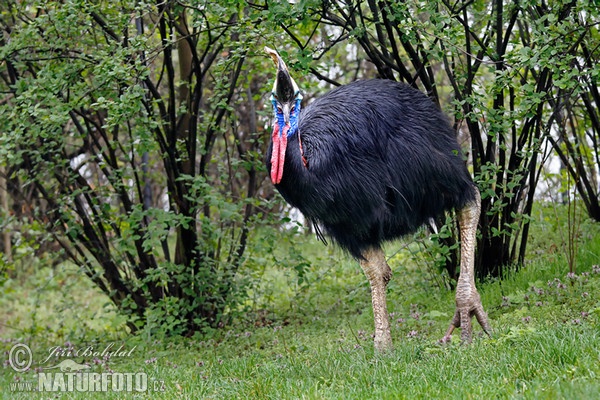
xmin=445 ymin=298 xmax=491 ymax=343
xmin=474 ymin=305 xmax=492 ymax=337
xmin=459 ymin=307 xmax=473 ymax=343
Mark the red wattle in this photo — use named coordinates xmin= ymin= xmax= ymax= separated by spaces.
xmin=270 ymin=124 xmax=289 ymax=184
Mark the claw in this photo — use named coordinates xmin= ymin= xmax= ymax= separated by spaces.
xmin=443 ymin=296 xmax=492 ymax=343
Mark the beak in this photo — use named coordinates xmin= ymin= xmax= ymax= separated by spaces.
xmin=281 ymin=103 xmax=291 ymax=127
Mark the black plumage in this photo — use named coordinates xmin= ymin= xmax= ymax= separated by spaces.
xmin=266 ymin=79 xmax=476 ymax=259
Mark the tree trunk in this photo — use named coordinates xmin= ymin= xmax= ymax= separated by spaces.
xmin=0 ymin=166 xmax=11 ymax=262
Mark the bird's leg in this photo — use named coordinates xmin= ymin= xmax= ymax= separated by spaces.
xmin=444 ymin=189 xmax=492 ymax=343
xmin=359 ymin=247 xmax=393 ymax=351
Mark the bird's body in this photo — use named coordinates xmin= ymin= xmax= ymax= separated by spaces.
xmin=267 ymin=79 xmax=475 ymax=258
xmin=264 ymin=47 xmax=490 ymax=349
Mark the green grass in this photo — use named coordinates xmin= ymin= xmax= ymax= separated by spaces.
xmin=1 ymin=207 xmax=600 ymax=399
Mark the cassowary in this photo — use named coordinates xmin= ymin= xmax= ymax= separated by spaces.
xmin=264 ymin=47 xmax=491 ymax=350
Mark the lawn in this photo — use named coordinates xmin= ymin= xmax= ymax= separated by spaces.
xmin=1 ymin=207 xmax=600 ymax=399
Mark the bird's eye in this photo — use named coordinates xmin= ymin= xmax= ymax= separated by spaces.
xmin=277 ymin=106 xmax=282 ymax=114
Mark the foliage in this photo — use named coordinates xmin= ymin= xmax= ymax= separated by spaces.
xmin=535 ymin=3 xmax=600 ymax=222
xmin=0 ymin=0 xmax=284 ymax=334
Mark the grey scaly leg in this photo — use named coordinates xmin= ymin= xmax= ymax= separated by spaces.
xmin=360 ymin=247 xmax=393 ymax=351
xmin=444 ymin=189 xmax=492 ymax=342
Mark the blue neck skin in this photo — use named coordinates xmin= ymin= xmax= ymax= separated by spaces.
xmin=271 ymin=92 xmax=302 ymax=138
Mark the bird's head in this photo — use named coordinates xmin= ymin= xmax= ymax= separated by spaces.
xmin=265 ymin=47 xmax=303 ymax=184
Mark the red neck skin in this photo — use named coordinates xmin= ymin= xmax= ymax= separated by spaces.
xmin=270 ymin=123 xmax=290 ymax=184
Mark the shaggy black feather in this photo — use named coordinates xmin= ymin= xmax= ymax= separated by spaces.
xmin=266 ymin=79 xmax=476 ymax=259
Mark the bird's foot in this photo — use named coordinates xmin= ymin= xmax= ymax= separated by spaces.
xmin=443 ymin=283 xmax=491 ymax=343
